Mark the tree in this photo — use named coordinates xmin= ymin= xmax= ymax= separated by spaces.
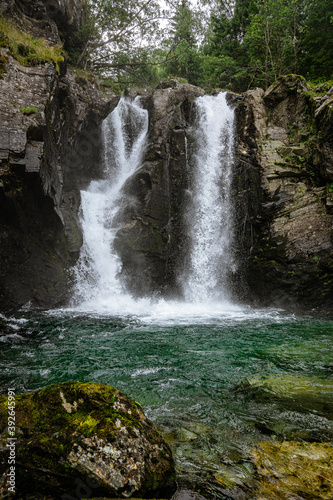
xmin=163 ymin=0 xmax=204 ymax=85
xmin=201 ymin=0 xmax=257 ymax=90
xmin=70 ymin=0 xmax=333 ymax=90
xmin=299 ymin=0 xmax=333 ymax=79
xmin=74 ymin=0 xmax=165 ymax=76
xmin=243 ymin=0 xmax=305 ymax=88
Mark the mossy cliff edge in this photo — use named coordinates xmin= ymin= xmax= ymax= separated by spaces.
xmin=0 ymin=382 xmax=176 ymax=498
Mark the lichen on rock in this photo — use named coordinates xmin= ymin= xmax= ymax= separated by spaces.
xmin=0 ymin=382 xmax=176 ymax=498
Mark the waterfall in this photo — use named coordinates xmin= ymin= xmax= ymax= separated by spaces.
xmin=71 ymin=92 xmax=237 ymax=315
xmin=72 ymin=97 xmax=148 ymax=309
xmin=182 ymin=92 xmax=236 ymax=303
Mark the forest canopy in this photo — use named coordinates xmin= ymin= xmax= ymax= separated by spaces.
xmin=70 ymin=0 xmax=333 ymax=92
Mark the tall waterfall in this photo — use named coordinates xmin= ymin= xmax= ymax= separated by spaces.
xmin=183 ymin=93 xmax=236 ymax=303
xmin=72 ymin=92 xmax=237 ymax=314
xmin=72 ymin=97 xmax=148 ymax=309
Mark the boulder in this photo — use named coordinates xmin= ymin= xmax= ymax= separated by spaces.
xmin=0 ymin=382 xmax=176 ymax=498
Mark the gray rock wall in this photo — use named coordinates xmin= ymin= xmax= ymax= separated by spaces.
xmin=235 ymin=75 xmax=333 ymax=311
xmin=0 ymin=0 xmax=119 ymax=312
xmin=113 ymin=81 xmax=204 ymax=298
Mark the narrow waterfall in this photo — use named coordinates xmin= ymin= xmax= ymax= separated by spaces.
xmin=183 ymin=93 xmax=236 ymax=303
xmin=72 ymin=97 xmax=148 ymax=309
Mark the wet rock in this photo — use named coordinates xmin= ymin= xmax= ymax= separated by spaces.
xmin=0 ymin=382 xmax=176 ymax=498
xmin=114 ymin=81 xmax=204 ymax=298
xmin=261 ymin=341 xmax=333 ymax=374
xmin=0 ymin=6 xmax=119 ymax=312
xmin=251 ymin=441 xmax=333 ymax=499
xmin=241 ymin=374 xmax=333 ymax=417
xmin=172 ymin=489 xmax=208 ymax=500
xmin=235 ymin=75 xmax=333 ymax=311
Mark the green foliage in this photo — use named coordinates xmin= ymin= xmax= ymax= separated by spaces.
xmin=20 ymin=106 xmax=38 ymax=115
xmin=201 ymin=0 xmax=333 ymax=91
xmin=201 ymin=0 xmax=257 ymax=90
xmin=300 ymin=0 xmax=333 ymax=79
xmin=0 ymin=17 xmax=64 ymax=72
xmin=78 ymin=0 xmax=162 ymax=74
xmin=162 ymin=1 xmax=207 ymax=85
xmin=15 ymin=0 xmax=327 ymax=91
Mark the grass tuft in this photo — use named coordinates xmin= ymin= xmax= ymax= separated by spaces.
xmin=20 ymin=106 xmax=38 ymax=115
xmin=0 ymin=17 xmax=64 ymax=72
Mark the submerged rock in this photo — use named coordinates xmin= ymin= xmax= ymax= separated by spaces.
xmin=261 ymin=342 xmax=333 ymax=374
xmin=241 ymin=373 xmax=333 ymax=417
xmin=251 ymin=441 xmax=333 ymax=499
xmin=0 ymin=382 xmax=176 ymax=498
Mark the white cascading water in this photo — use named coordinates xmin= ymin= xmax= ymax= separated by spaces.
xmin=183 ymin=93 xmax=236 ymax=303
xmin=70 ymin=92 xmax=242 ymax=319
xmin=72 ymin=97 xmax=149 ymax=310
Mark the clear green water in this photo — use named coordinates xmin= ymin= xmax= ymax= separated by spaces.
xmin=1 ymin=305 xmax=333 ymax=497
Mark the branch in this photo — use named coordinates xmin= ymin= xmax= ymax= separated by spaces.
xmin=91 ymin=15 xmax=166 ymax=49
xmin=93 ymin=47 xmax=186 ymax=70
xmin=91 ymin=0 xmax=159 ymax=49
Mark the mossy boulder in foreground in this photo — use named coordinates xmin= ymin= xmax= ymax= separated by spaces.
xmin=0 ymin=382 xmax=176 ymax=498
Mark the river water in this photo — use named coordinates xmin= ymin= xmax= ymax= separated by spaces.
xmin=1 ymin=306 xmax=333 ymax=496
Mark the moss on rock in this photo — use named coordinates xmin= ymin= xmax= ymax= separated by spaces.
xmin=252 ymin=441 xmax=333 ymax=499
xmin=241 ymin=374 xmax=333 ymax=417
xmin=0 ymin=382 xmax=176 ymax=498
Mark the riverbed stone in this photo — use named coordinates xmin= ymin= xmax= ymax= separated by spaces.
xmin=0 ymin=382 xmax=176 ymax=498
xmin=251 ymin=441 xmax=333 ymax=499
xmin=241 ymin=374 xmax=333 ymax=417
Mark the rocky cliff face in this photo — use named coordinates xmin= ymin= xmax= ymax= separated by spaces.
xmin=113 ymin=81 xmax=204 ymax=298
xmin=235 ymin=75 xmax=333 ymax=311
xmin=0 ymin=0 xmax=86 ymax=47
xmin=0 ymin=0 xmax=119 ymax=312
